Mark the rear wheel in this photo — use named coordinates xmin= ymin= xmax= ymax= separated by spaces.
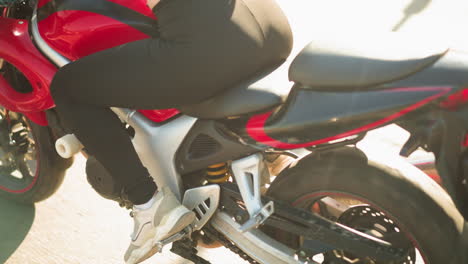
xmin=0 ymin=110 xmax=73 ymax=203
xmin=266 ymin=147 xmax=465 ymax=264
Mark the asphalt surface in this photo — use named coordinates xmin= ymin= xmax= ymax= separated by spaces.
xmin=2 ymin=0 xmax=468 ymax=263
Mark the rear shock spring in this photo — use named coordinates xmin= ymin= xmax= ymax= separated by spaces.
xmin=205 ymin=162 xmax=230 ymax=183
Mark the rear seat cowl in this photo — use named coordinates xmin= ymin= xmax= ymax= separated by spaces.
xmin=289 ymin=33 xmax=449 ymax=89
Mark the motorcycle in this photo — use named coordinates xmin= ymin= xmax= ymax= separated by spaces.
xmin=1 ymin=0 xmax=467 ymax=263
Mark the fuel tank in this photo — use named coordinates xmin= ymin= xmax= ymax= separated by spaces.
xmin=36 ymin=0 xmax=157 ymax=61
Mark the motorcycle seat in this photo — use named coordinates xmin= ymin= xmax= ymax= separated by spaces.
xmin=180 ymin=60 xmax=292 ymax=119
xmin=181 ymin=34 xmax=447 ymax=119
xmin=289 ymin=34 xmax=449 ymax=90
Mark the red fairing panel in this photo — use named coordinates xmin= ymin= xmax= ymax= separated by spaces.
xmin=35 ymin=0 xmax=175 ymax=124
xmin=246 ymin=87 xmax=451 ymax=149
xmin=106 ymin=0 xmax=156 ymax=18
xmin=0 ymin=18 xmax=56 ymax=125
xmin=0 ymin=15 xmax=171 ymax=125
xmin=39 ymin=0 xmax=156 ymax=14
xmin=38 ymin=11 xmax=151 ymax=61
xmin=38 ymin=0 xmax=52 ymax=8
xmin=440 ymin=88 xmax=468 ymax=110
xmin=138 ymin=109 xmax=180 ymax=122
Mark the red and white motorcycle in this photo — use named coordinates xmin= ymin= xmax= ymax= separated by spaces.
xmin=0 ymin=0 xmax=466 ymax=263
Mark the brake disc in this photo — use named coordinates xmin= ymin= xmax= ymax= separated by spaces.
xmin=324 ymin=205 xmax=416 ymax=264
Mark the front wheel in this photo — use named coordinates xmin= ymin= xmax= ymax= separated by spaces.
xmin=0 ymin=111 xmax=73 ymax=203
xmin=267 ymin=147 xmax=465 ymax=264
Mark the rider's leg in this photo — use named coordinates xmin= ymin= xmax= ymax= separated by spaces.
xmin=51 ymin=0 xmax=292 ymax=204
xmin=50 ymin=0 xmax=292 ymax=263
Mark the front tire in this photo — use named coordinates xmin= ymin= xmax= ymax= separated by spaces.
xmin=267 ymin=147 xmax=465 ymax=264
xmin=0 ymin=112 xmax=73 ymax=203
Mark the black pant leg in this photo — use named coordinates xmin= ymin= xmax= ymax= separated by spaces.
xmin=50 ymin=0 xmax=293 ymax=205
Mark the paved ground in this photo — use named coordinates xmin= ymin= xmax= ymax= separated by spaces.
xmin=2 ymin=0 xmax=468 ymax=263
xmin=1 ymin=125 xmax=427 ymax=264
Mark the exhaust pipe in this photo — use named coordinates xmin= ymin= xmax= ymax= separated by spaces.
xmin=55 ymin=134 xmax=84 ymax=158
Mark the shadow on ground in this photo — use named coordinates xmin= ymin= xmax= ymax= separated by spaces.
xmin=0 ymin=198 xmax=35 ymax=264
xmin=393 ymin=0 xmax=431 ymax=31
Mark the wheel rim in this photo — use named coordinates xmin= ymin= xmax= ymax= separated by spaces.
xmin=0 ymin=111 xmax=39 ymax=193
xmin=291 ymin=192 xmax=427 ymax=264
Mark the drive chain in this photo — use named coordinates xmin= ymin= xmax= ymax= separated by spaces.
xmin=204 ymin=226 xmax=259 ymax=264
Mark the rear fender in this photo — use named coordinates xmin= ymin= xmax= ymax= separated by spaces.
xmin=401 ymin=107 xmax=468 ymax=217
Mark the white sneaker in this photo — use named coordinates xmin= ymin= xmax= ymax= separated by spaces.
xmin=124 ymin=187 xmax=195 ymax=264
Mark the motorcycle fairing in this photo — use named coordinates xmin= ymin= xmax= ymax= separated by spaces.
xmin=0 ymin=2 xmax=178 ymax=125
xmin=0 ymin=17 xmax=55 ymax=125
xmin=138 ymin=109 xmax=180 ymax=123
xmin=38 ymin=0 xmax=52 ymax=8
xmin=37 ymin=0 xmax=156 ymax=60
xmin=38 ymin=0 xmax=156 ymax=18
xmin=241 ymin=86 xmax=451 ymax=149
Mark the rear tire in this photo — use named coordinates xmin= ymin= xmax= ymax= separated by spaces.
xmin=267 ymin=147 xmax=465 ymax=264
xmin=0 ymin=113 xmax=73 ymax=203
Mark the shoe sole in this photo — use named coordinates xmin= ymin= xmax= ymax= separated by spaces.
xmin=127 ymin=207 xmax=195 ymax=264
xmin=154 ymin=206 xmax=196 ymax=241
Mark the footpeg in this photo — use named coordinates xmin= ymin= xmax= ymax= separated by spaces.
xmin=240 ymin=201 xmax=274 ymax=232
xmin=154 ymin=226 xmax=193 ymax=253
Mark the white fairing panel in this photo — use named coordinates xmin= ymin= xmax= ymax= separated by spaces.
xmin=112 ymin=108 xmax=196 ymax=200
